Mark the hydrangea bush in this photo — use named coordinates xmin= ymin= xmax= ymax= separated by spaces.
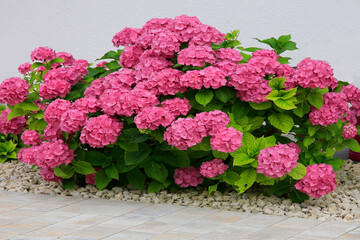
xmin=1 ymin=15 xmax=360 ymax=202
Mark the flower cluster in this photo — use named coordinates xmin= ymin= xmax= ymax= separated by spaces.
xmin=40 ymin=167 xmax=62 ymax=183
xmin=210 ymin=127 xmax=243 ymax=153
xmin=35 ymin=140 xmax=74 ymax=168
xmin=60 ymin=109 xmax=88 ymax=133
xmin=309 ymin=92 xmax=349 ymax=126
xmin=18 ymin=62 xmax=33 ymax=75
xmin=0 ymin=109 xmax=27 ymax=135
xmin=134 ymin=107 xmax=175 ymax=130
xmin=21 ymin=130 xmax=41 ymax=145
xmin=215 ymin=48 xmax=242 ymax=63
xmin=295 ymin=164 xmax=337 ymax=198
xmin=161 ymin=98 xmax=191 ymax=117
xmin=341 ymin=84 xmax=360 ymax=103
xmin=44 ymin=99 xmax=72 ymax=124
xmin=177 ymin=45 xmax=215 ymax=67
xmin=30 ymin=47 xmax=56 ymax=62
xmin=0 ymin=77 xmax=30 ymax=105
xmin=200 ymin=159 xmax=228 ymax=178
xmin=194 ymin=110 xmax=230 ymax=136
xmin=257 ymin=143 xmax=300 ymax=178
xmin=174 ymin=166 xmax=204 ymax=187
xmin=342 ymin=124 xmax=357 ymax=139
xmin=80 ymin=115 xmax=123 ymax=148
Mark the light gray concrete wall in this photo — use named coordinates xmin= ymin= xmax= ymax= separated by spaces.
xmin=1 ymin=0 xmax=359 ymax=86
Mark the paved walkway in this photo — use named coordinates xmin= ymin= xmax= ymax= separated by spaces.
xmin=0 ymin=191 xmax=359 ymax=240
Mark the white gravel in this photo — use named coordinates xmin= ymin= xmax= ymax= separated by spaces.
xmin=0 ymin=160 xmax=359 ymax=223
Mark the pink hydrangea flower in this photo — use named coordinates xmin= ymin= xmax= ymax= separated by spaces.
xmin=134 ymin=107 xmax=175 ymax=130
xmin=43 ymin=123 xmax=63 ymax=141
xmin=73 ymin=97 xmax=100 ymax=114
xmin=112 ymin=27 xmax=142 ymax=47
xmin=43 ymin=66 xmax=86 ymax=86
xmin=342 ymin=124 xmax=357 ymax=139
xmin=174 ymin=166 xmax=204 ymax=188
xmin=140 ymin=68 xmax=185 ymax=95
xmin=210 ymin=127 xmax=243 ymax=153
xmin=80 ymin=115 xmax=123 ymax=148
xmin=309 ymin=92 xmax=348 ymax=126
xmin=200 ymin=66 xmax=227 ymax=89
xmin=180 ymin=70 xmax=203 ymax=89
xmin=84 ymin=78 xmax=107 ymax=99
xmin=21 ymin=130 xmax=41 ymax=145
xmin=34 ymin=99 xmax=49 ymax=112
xmin=99 ymin=89 xmax=133 ymax=117
xmin=194 ymin=110 xmax=230 ymax=136
xmin=161 ymin=98 xmax=191 ymax=117
xmin=151 ymin=30 xmax=180 ymax=57
xmin=172 ymin=15 xmax=202 ymax=42
xmin=0 ymin=109 xmax=27 ymax=135
xmin=18 ymin=62 xmax=33 ymax=75
xmin=293 ymin=58 xmax=338 ymax=89
xmin=164 ymin=117 xmax=207 ymax=150
xmin=96 ymin=61 xmax=108 ymax=68
xmin=252 ymin=49 xmax=278 ymax=60
xmin=247 ymin=55 xmax=282 ymax=76
xmin=279 ymin=64 xmax=296 ymax=89
xmin=133 ymin=52 xmax=173 ymax=82
xmin=229 ymin=64 xmax=271 ymax=103
xmin=257 ymin=143 xmax=300 ymax=178
xmin=119 ymin=45 xmax=144 ymax=68
xmin=142 ymin=17 xmax=173 ymax=32
xmin=40 ymin=167 xmax=62 ymax=182
xmin=37 ymin=66 xmax=47 ymax=72
xmin=103 ymin=69 xmax=136 ymax=90
xmin=85 ymin=173 xmax=96 ymax=185
xmin=188 ymin=24 xmax=225 ymax=46
xmin=35 ymin=140 xmax=74 ymax=168
xmin=346 ymin=109 xmax=358 ymax=125
xmin=129 ymin=88 xmax=160 ymax=113
xmin=30 ymin=47 xmax=56 ymax=62
xmin=295 ymin=164 xmax=337 ymax=198
xmin=177 ymin=45 xmax=215 ymax=67
xmin=213 ymin=61 xmax=238 ymax=78
xmin=215 ymin=48 xmax=242 ymax=63
xmin=341 ymin=84 xmax=360 ymax=102
xmin=17 ymin=146 xmax=38 ymax=165
xmin=74 ymin=59 xmax=89 ymax=68
xmin=55 ymin=52 xmax=75 ymax=66
xmin=200 ymin=159 xmax=228 ymax=178
xmin=60 ymin=109 xmax=88 ymax=133
xmin=0 ymin=77 xmax=30 ymax=105
xmin=43 ymin=99 xmax=72 ymax=124
xmin=39 ymin=79 xmax=71 ymax=99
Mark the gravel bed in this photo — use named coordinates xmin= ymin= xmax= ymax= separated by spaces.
xmin=0 ymin=160 xmax=359 ymax=223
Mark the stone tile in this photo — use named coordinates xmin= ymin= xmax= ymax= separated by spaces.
xmin=10 ymin=236 xmax=58 ymax=240
xmin=0 ymin=201 xmax=29 ymax=213
xmin=99 ymin=213 xmax=155 ymax=228
xmin=195 ymin=233 xmax=243 ymax=240
xmin=41 ymin=195 xmax=85 ymax=205
xmin=0 ymin=209 xmax=41 ymax=221
xmin=0 ymin=223 xmax=42 ymax=235
xmin=175 ymin=206 xmax=219 ymax=217
xmin=0 ymin=232 xmax=17 ymax=239
xmin=60 ymin=214 xmax=113 ymax=227
xmin=129 ymin=220 xmax=181 ymax=234
xmin=59 ymin=199 xmax=150 ymax=217
xmin=19 ymin=230 xmax=66 ymax=239
xmin=149 ymin=231 xmax=201 ymax=240
xmin=60 ymin=225 xmax=126 ymax=239
xmin=0 ymin=191 xmax=25 ymax=197
xmin=34 ymin=222 xmax=86 ymax=237
xmin=129 ymin=203 xmax=185 ymax=218
xmin=155 ymin=212 xmax=206 ymax=225
xmin=312 ymin=221 xmax=360 ymax=232
xmin=173 ymin=219 xmax=230 ymax=234
xmin=246 ymin=225 xmax=303 ymax=240
xmin=202 ymin=210 xmax=252 ymax=223
xmin=234 ymin=213 xmax=287 ymax=228
xmin=18 ymin=201 xmax=66 ymax=212
xmin=102 ymin=230 xmax=157 ymax=240
xmin=14 ymin=193 xmax=55 ymax=203
xmin=273 ymin=217 xmax=324 ymax=229
xmin=293 ymin=229 xmax=345 ymax=239
xmin=337 ymin=227 xmax=360 ymax=240
xmin=214 ymin=224 xmax=263 ymax=237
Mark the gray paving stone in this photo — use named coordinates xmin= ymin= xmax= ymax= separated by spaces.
xmin=273 ymin=217 xmax=324 ymax=229
xmin=246 ymin=225 xmax=304 ymax=240
xmin=234 ymin=213 xmax=287 ymax=228
xmin=102 ymin=230 xmax=157 ymax=239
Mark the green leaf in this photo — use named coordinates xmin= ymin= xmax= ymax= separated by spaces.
xmin=273 ymin=98 xmax=297 ymax=110
xmin=125 ymin=145 xmax=152 ymax=165
xmin=53 ymin=165 xmax=75 ymax=179
xmin=324 ymin=158 xmax=345 ymax=170
xmin=31 ymin=62 xmax=44 ymax=69
xmin=95 ymin=169 xmax=112 ymax=190
xmin=105 ymin=164 xmax=119 ymax=180
xmin=308 ymin=125 xmax=319 ymax=137
xmin=265 ymin=136 xmax=277 ymax=147
xmin=241 ymin=47 xmax=262 ymax=52
xmin=232 ymin=101 xmax=250 ymax=120
xmin=127 ymin=169 xmax=145 ymax=190
xmin=130 ymin=133 xmax=148 ymax=143
xmin=326 ymin=148 xmax=335 ymax=158
xmin=278 ymin=56 xmax=291 ymax=64
xmin=235 ymin=168 xmax=257 ymax=193
xmin=277 ymin=34 xmax=291 ymax=45
xmin=0 ymin=156 xmax=8 ymax=163
xmin=85 ymin=151 xmax=112 ymax=166
xmin=293 ymin=102 xmax=311 ymax=117
xmin=256 ymin=174 xmax=275 ymax=185
xmin=50 ymin=58 xmax=66 ymax=64
xmin=118 ymin=141 xmax=139 ymax=152
xmin=343 ymin=139 xmax=360 ymax=152
xmin=265 ymin=90 xmax=280 ymax=101
xmin=195 ymin=88 xmax=214 ymax=106
xmin=268 ymin=181 xmax=292 ymax=196
xmin=7 ymin=108 xmax=30 ymax=121
xmin=241 ymin=132 xmax=256 ymax=148
xmin=247 ymin=137 xmax=266 ymax=156
xmin=248 ymin=116 xmax=266 ymax=131
xmin=307 ymin=89 xmax=324 ymax=109
xmin=106 ymin=61 xmax=121 ymax=70
xmin=28 ymin=119 xmax=47 ymax=131
xmin=214 ymin=87 xmax=235 ymax=103
xmin=15 ymin=102 xmax=39 ymax=111
xmin=6 ymin=151 xmax=17 ymax=159
xmin=233 ymin=153 xmax=255 ymax=166
xmin=144 ymin=162 xmax=168 ymax=183
xmin=279 ymin=88 xmax=297 ymax=99
xmin=288 ymin=163 xmax=307 ymax=180
xmin=249 ymin=101 xmax=272 ymax=110
xmin=163 ymin=151 xmax=190 ymax=167
xmin=97 ymin=50 xmax=120 ymax=60
xmin=114 ymin=158 xmax=138 ymax=173
xmin=208 ymin=184 xmax=218 ymax=194
xmin=147 ymin=181 xmax=166 ymax=193
xmin=254 ymin=37 xmax=277 ymax=49
xmin=290 ymin=189 xmax=309 ymax=203
xmin=268 ymin=113 xmax=294 ymax=134
xmin=303 ymin=136 xmax=315 ymax=147
xmin=212 ymin=151 xmax=229 ymax=160
xmin=72 ymin=161 xmax=96 ymax=175
xmin=62 ymin=177 xmax=75 ymax=190
xmin=268 ymin=77 xmax=286 ymax=90
xmin=281 ymin=41 xmax=298 ymax=51
xmin=5 ymin=140 xmax=17 ymax=152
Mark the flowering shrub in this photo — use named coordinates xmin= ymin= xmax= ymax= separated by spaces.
xmin=1 ymin=15 xmax=360 ymax=202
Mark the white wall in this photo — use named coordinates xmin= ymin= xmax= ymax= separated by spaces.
xmin=1 ymin=0 xmax=359 ymax=87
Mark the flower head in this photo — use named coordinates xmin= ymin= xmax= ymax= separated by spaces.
xmin=200 ymin=159 xmax=228 ymax=178
xmin=174 ymin=166 xmax=204 ymax=187
xmin=0 ymin=77 xmax=29 ymax=105
xmin=0 ymin=109 xmax=27 ymax=135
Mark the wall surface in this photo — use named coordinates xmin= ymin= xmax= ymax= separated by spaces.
xmin=0 ymin=0 xmax=359 ymax=86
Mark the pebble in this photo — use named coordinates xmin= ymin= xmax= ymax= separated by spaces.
xmin=0 ymin=160 xmax=360 ymax=223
